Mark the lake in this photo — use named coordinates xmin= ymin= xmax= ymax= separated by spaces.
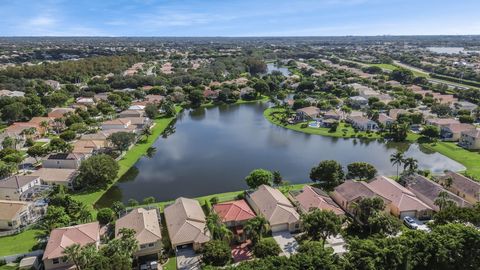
xmin=96 ymin=102 xmax=465 ymax=207
xmin=266 ymin=63 xmax=291 ymax=76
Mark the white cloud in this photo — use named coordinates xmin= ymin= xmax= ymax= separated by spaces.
xmin=28 ymin=16 xmax=56 ymax=27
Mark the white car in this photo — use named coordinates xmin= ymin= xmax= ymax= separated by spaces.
xmin=403 ymin=216 xmax=419 ymax=230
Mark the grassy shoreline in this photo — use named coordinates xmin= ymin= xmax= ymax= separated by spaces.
xmin=70 ymin=106 xmax=183 ymax=208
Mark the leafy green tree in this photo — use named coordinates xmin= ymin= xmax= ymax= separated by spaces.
xmin=402 ymin=157 xmax=418 ymax=175
xmin=1 ymin=102 xmax=26 ymax=123
xmin=253 ymin=80 xmax=270 ymax=95
xmin=111 ymin=201 xmax=126 ymax=216
xmin=434 ymin=191 xmax=456 ymax=211
xmin=27 ymin=145 xmax=47 ymax=163
xmin=60 ymin=130 xmax=77 ymax=141
xmin=108 ymin=132 xmax=136 ymax=152
xmin=49 ymin=138 xmax=73 ymax=153
xmin=206 ymin=212 xmax=233 ymax=242
xmin=128 ymin=199 xmax=139 ymax=207
xmin=310 ymin=160 xmax=344 ymax=189
xmin=245 ymin=169 xmax=273 ymax=189
xmin=390 ymin=68 xmax=414 ymax=84
xmin=347 ymin=162 xmax=377 ymax=180
xmin=253 ymin=238 xmax=282 ymax=258
xmin=144 ymin=103 xmax=159 ymax=119
xmin=142 ymin=196 xmax=156 ymax=205
xmin=97 ymin=208 xmax=116 ymax=225
xmin=189 ymin=89 xmax=205 ymax=107
xmin=301 ymin=209 xmax=342 ymax=244
xmin=421 ymin=125 xmax=440 ymax=140
xmin=161 ymin=101 xmax=177 ymax=117
xmin=75 ymin=154 xmax=119 ymax=189
xmin=100 ymin=228 xmax=138 ymax=270
xmin=272 ymin=170 xmax=283 ymax=186
xmin=202 ymin=240 xmax=231 ymax=266
xmin=0 ymin=161 xmax=15 ymax=178
xmin=41 ymin=206 xmax=71 ymax=232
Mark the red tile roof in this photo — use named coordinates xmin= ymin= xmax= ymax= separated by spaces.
xmin=213 ymin=200 xmax=256 ymax=223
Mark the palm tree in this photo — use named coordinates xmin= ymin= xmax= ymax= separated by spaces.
xmin=390 ymin=152 xmax=405 ymax=180
xmin=141 ymin=125 xmax=152 ymax=140
xmin=403 ymin=157 xmax=418 ymax=175
xmin=244 ymin=216 xmax=268 ymax=245
xmin=434 ymin=191 xmax=455 ymax=211
xmin=63 ymin=244 xmax=84 ymax=270
xmin=40 ymin=121 xmax=49 ymax=135
xmin=205 ymin=213 xmax=233 ymax=242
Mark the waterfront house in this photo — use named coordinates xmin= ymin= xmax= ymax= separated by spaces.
xmin=323 ymin=110 xmax=343 ymax=120
xmin=331 ymin=180 xmax=392 ymax=217
xmin=0 ymin=175 xmax=42 ymax=201
xmin=246 ymin=185 xmax=300 ymax=233
xmin=30 ymin=168 xmax=77 ymax=189
xmin=212 ymin=200 xmax=256 ymax=241
xmin=289 ymin=185 xmax=345 ymax=216
xmin=405 ymin=174 xmax=471 ymax=212
xmin=438 ymin=171 xmax=480 ymax=204
xmin=101 ymin=118 xmax=132 ymax=130
xmin=347 ymin=116 xmax=379 ymax=131
xmin=164 ymin=197 xmax=210 ymax=251
xmin=426 ymin=117 xmax=460 ymax=127
xmin=119 ymin=109 xmax=145 ymax=118
xmin=459 ymin=129 xmax=480 ymax=150
xmin=43 ymin=222 xmax=100 ymax=270
xmin=377 ymin=113 xmax=394 ymax=126
xmin=0 ymin=200 xmax=38 ymax=230
xmin=440 ymin=123 xmax=476 ymax=141
xmin=42 ymin=153 xmax=86 ymax=169
xmin=115 ymin=208 xmax=162 ymax=260
xmin=367 ymin=176 xmax=433 ymax=219
xmin=295 ymin=106 xmax=321 ymax=121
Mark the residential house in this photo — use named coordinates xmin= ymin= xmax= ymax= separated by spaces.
xmin=331 ymin=180 xmax=392 ymax=216
xmin=164 ymin=197 xmax=210 ymax=251
xmin=47 ymin=108 xmax=75 ymax=119
xmin=72 ymin=139 xmax=106 ymax=155
xmin=0 ymin=200 xmax=39 ymax=230
xmin=0 ymin=90 xmax=25 ymax=97
xmin=246 ymin=184 xmax=300 ymax=233
xmin=119 ymin=117 xmax=151 ymax=130
xmin=347 ymin=116 xmax=379 ymax=131
xmin=45 ymin=80 xmax=61 ymax=90
xmin=368 ymin=176 xmax=433 ymax=219
xmin=386 ymin=80 xmax=401 ymax=86
xmin=30 ymin=168 xmax=77 ymax=189
xmin=115 ymin=208 xmax=162 ymax=259
xmin=0 ymin=175 xmax=42 ymax=201
xmin=101 ymin=118 xmax=132 ymax=130
xmin=289 ymin=185 xmax=345 ymax=216
xmin=438 ymin=171 xmax=480 ymax=204
xmin=348 ymin=96 xmax=368 ymax=108
xmin=42 ymin=153 xmax=86 ymax=169
xmin=119 ymin=110 xmax=145 ymax=118
xmin=145 ymin=95 xmax=164 ymax=104
xmin=453 ymin=101 xmax=478 ymax=112
xmin=323 ymin=110 xmax=342 ymax=120
xmin=388 ymin=109 xmax=409 ymax=120
xmin=426 ymin=117 xmax=460 ymax=127
xmin=405 ymin=174 xmax=471 ymax=212
xmin=440 ymin=123 xmax=476 ymax=141
xmin=295 ymin=106 xmax=321 ymax=121
xmin=460 ymin=129 xmax=480 ymax=150
xmin=377 ymin=113 xmax=394 ymax=126
xmin=75 ymin=97 xmax=95 ymax=106
xmin=43 ymin=222 xmax=100 ymax=270
xmin=212 ymin=200 xmax=256 ymax=241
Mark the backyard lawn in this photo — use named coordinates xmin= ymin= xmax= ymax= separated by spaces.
xmin=0 ymin=229 xmax=42 ymax=257
xmin=264 ymin=108 xmax=382 ymax=140
xmin=421 ymin=141 xmax=480 ymax=179
xmin=71 ymin=107 xmax=182 ymax=208
xmin=162 ymin=257 xmax=177 ymax=270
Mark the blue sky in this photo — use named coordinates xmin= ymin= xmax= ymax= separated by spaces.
xmin=0 ymin=0 xmax=479 ymax=36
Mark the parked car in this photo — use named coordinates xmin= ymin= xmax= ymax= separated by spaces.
xmin=403 ymin=216 xmax=419 ymax=230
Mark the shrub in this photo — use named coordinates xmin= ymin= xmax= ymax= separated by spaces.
xmin=253 ymin=238 xmax=282 ymax=258
xmin=97 ymin=208 xmax=115 ymax=225
xmin=202 ymin=240 xmax=231 ymax=266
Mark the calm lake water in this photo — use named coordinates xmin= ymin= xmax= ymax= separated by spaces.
xmin=96 ymin=103 xmax=465 ymax=207
xmin=267 ymin=63 xmax=291 ymax=76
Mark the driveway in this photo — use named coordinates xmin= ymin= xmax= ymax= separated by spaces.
xmin=176 ymin=248 xmax=201 ymax=270
xmin=272 ymin=231 xmax=298 ymax=257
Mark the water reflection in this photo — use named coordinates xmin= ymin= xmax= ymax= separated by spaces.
xmin=98 ymin=102 xmax=465 ymax=206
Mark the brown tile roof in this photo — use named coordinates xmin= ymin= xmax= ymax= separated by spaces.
xmin=443 ymin=123 xmax=476 ymax=134
xmin=30 ymin=168 xmax=76 ymax=183
xmin=0 ymin=200 xmax=30 ymax=220
xmin=293 ymin=185 xmax=344 ymax=215
xmin=249 ymin=185 xmax=300 ymax=226
xmin=297 ymin=106 xmax=321 ymax=117
xmin=115 ymin=208 xmax=161 ymax=245
xmin=440 ymin=171 xmax=480 ymax=201
xmin=43 ymin=222 xmax=100 ymax=260
xmin=164 ymin=197 xmax=210 ymax=247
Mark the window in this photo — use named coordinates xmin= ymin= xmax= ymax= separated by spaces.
xmin=140 ymin=244 xmax=147 ymax=250
xmin=52 ymin=258 xmax=60 ymax=264
xmin=148 ymin=243 xmax=155 ymax=247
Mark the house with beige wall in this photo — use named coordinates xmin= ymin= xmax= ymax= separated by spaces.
xmin=0 ymin=200 xmax=36 ymax=230
xmin=115 ymin=208 xmax=162 ymax=259
xmin=246 ymin=185 xmax=300 ymax=233
xmin=438 ymin=171 xmax=480 ymax=204
xmin=460 ymin=129 xmax=480 ymax=150
xmin=0 ymin=175 xmax=42 ymax=201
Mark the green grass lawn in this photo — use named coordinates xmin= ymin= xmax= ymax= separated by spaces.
xmin=0 ymin=264 xmax=18 ymax=270
xmin=421 ymin=141 xmax=480 ymax=179
xmin=264 ymin=108 xmax=382 ymax=140
xmin=0 ymin=229 xmax=42 ymax=257
xmin=369 ymin=63 xmax=398 ymax=71
xmin=163 ymin=256 xmax=177 ymax=270
xmin=71 ymin=107 xmax=183 ymax=208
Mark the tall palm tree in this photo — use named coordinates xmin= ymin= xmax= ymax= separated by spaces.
xmin=205 ymin=213 xmax=233 ymax=242
xmin=141 ymin=125 xmax=152 ymax=140
xmin=434 ymin=191 xmax=455 ymax=211
xmin=63 ymin=244 xmax=84 ymax=270
xmin=390 ymin=152 xmax=404 ymax=180
xmin=403 ymin=157 xmax=418 ymax=175
xmin=244 ymin=216 xmax=268 ymax=245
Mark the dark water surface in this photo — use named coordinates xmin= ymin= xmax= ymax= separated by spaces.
xmin=96 ymin=103 xmax=465 ymax=207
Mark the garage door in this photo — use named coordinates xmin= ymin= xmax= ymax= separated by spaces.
xmin=271 ymin=223 xmax=288 ymax=233
xmin=400 ymin=211 xmax=417 ymax=219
